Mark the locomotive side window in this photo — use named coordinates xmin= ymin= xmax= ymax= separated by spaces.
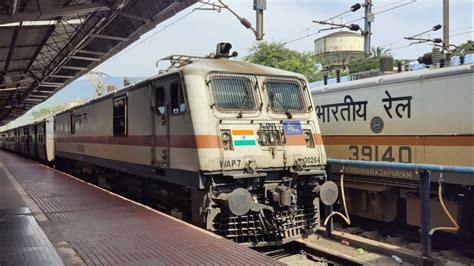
xmin=113 ymin=96 xmax=128 ymax=136
xmin=170 ymin=82 xmax=186 ymax=114
xmin=156 ymin=86 xmax=166 ymax=115
xmin=210 ymin=75 xmax=255 ymax=111
xmin=266 ymin=79 xmax=306 ymax=112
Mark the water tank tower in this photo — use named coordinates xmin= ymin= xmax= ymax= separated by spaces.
xmin=314 ymin=31 xmax=365 ymax=68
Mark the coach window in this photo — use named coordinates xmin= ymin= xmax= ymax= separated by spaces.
xmin=24 ymin=128 xmax=28 ymax=143
xmin=113 ymin=96 xmax=128 ymax=136
xmin=170 ymin=81 xmax=186 ymax=115
xmin=156 ymin=86 xmax=166 ymax=115
xmin=70 ymin=111 xmax=75 ymax=134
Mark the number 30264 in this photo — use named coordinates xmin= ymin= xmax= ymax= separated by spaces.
xmin=348 ymin=145 xmax=412 ymax=163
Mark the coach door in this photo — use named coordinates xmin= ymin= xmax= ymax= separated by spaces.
xmin=33 ymin=124 xmax=39 ymax=159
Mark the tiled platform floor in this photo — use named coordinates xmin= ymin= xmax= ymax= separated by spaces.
xmin=0 ymin=151 xmax=279 ymax=265
xmin=0 ymin=167 xmax=63 ymax=265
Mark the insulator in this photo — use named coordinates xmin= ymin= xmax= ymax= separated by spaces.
xmin=351 ymin=3 xmax=361 ymax=12
xmin=240 ymin=18 xmax=252 ymax=29
xmin=349 ymin=24 xmax=360 ymax=31
xmin=323 ymin=74 xmax=328 ymax=85
xmin=397 ymin=61 xmax=402 ymax=73
xmin=336 ymin=69 xmax=341 ymax=83
xmin=418 ymin=53 xmax=432 ymax=65
xmin=432 ymin=47 xmax=441 ymax=68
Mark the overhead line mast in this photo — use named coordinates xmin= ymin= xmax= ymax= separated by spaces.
xmin=443 ymin=0 xmax=449 ymax=51
xmin=363 ymin=0 xmax=373 ymax=55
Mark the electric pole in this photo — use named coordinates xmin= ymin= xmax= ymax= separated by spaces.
xmin=363 ymin=0 xmax=373 ymax=56
xmin=443 ymin=0 xmax=449 ymax=50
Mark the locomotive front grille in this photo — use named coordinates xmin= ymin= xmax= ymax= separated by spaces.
xmin=257 ymin=123 xmax=284 ymax=146
xmin=212 ymin=207 xmax=318 ymax=246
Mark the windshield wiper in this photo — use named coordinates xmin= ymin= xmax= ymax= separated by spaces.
xmin=237 ymin=91 xmax=251 ymax=118
xmin=269 ymin=92 xmax=292 ymax=119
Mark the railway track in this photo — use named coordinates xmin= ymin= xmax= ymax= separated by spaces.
xmin=330 ymin=220 xmax=474 ymax=265
xmin=258 ymin=241 xmax=364 ymax=265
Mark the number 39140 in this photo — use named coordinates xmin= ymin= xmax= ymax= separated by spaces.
xmin=348 ymin=145 xmax=412 ymax=163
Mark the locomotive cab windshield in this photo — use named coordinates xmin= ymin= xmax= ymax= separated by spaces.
xmin=209 ymin=74 xmax=258 ymax=113
xmin=265 ymin=78 xmax=309 ymax=118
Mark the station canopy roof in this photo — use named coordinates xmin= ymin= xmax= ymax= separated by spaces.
xmin=0 ymin=0 xmax=196 ymax=124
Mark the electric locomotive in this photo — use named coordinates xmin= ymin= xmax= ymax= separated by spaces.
xmin=312 ymin=62 xmax=474 ymax=233
xmin=50 ymin=43 xmax=337 ymax=246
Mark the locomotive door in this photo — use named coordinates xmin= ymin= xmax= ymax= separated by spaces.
xmin=152 ymin=84 xmax=170 ymax=166
xmin=151 ymin=74 xmax=186 ymax=167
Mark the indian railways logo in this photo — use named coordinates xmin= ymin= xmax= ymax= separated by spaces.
xmin=370 ymin=116 xmax=384 ymax=134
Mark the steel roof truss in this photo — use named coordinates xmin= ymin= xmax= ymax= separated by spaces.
xmin=0 ymin=2 xmax=109 ymax=24
xmin=68 ymin=55 xmax=100 ymax=62
xmin=91 ymin=34 xmax=129 ymax=42
xmin=76 ymin=49 xmax=107 ymax=56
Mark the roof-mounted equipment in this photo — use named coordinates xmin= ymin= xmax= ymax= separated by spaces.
xmin=215 ymin=42 xmax=238 ymax=58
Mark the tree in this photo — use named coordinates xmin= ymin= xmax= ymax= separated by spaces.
xmin=245 ymin=42 xmax=323 ymax=82
xmin=452 ymin=40 xmax=474 ymax=55
xmin=348 ymin=57 xmax=379 ymax=74
xmin=348 ymin=46 xmax=389 ymax=74
xmin=370 ymin=47 xmax=389 ymax=58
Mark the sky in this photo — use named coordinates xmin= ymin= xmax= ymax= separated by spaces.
xmin=93 ymin=0 xmax=473 ymax=77
xmin=4 ymin=0 xmax=473 ymax=127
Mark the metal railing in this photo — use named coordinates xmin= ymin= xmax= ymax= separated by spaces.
xmin=324 ymin=159 xmax=474 ymax=258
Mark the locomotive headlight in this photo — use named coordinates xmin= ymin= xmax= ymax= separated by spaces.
xmin=221 ymin=130 xmax=233 ymax=150
xmin=304 ymin=130 xmax=314 ymax=148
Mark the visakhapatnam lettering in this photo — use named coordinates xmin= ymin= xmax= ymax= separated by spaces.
xmin=345 ymin=166 xmax=413 ymax=179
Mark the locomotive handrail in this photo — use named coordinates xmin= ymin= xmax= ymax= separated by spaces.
xmin=327 ymin=159 xmax=474 ymax=175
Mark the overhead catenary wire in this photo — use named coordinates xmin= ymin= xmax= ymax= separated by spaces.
xmin=388 ymin=31 xmax=473 ymax=51
xmin=380 ymin=27 xmax=474 ymax=49
xmin=282 ymin=0 xmax=418 ymax=46
xmin=338 ymin=0 xmax=408 ymax=20
xmin=323 ymin=1 xmax=401 ymax=23
xmin=277 ymin=2 xmax=362 ymax=43
xmin=277 ymin=24 xmax=317 ymax=43
xmin=343 ymin=0 xmax=416 ymax=24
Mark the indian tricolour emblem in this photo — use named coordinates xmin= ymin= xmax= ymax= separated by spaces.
xmin=231 ymin=129 xmax=256 ymax=146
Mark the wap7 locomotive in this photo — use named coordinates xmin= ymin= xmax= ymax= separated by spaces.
xmin=52 ymin=48 xmax=335 ymax=246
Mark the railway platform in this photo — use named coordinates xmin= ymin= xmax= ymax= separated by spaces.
xmin=0 ymin=150 xmax=278 ymax=265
